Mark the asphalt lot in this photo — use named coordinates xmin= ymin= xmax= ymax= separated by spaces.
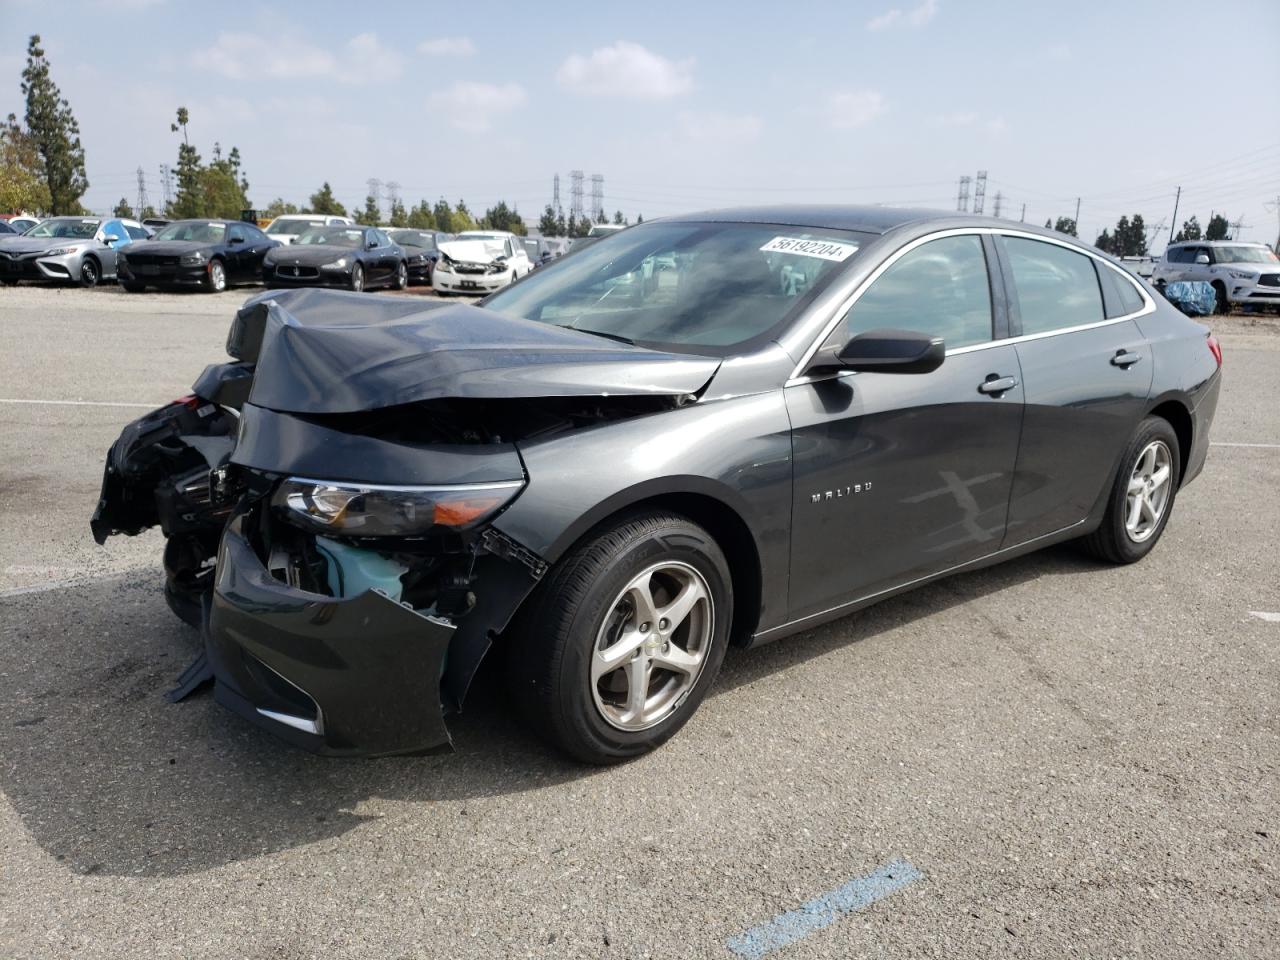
xmin=1 ymin=284 xmax=1277 ymax=959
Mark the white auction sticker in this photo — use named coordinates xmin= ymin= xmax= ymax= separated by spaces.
xmin=759 ymin=236 xmax=859 ymax=261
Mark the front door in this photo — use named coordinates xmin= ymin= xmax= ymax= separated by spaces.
xmin=785 ymin=233 xmax=1024 ymax=621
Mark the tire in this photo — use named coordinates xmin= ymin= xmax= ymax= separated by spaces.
xmin=349 ymin=263 xmax=364 ymax=292
xmin=79 ymin=257 xmax=100 ymax=288
xmin=1079 ymin=416 xmax=1181 ymax=564
xmin=506 ymin=510 xmax=732 ymax=764
xmin=1 ymin=279 xmax=18 ymax=287
xmin=1212 ymin=280 xmax=1229 ymax=315
xmin=394 ymin=261 xmax=408 ymax=290
xmin=122 ymin=282 xmax=147 ymax=293
xmin=205 ymin=259 xmax=227 ymax=293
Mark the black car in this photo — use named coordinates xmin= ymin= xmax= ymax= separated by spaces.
xmin=118 ymin=219 xmax=279 ymax=293
xmin=92 ymin=206 xmax=1221 ymax=763
xmin=263 ymin=225 xmax=407 ymax=293
xmin=386 ymin=229 xmax=452 ymax=285
xmin=0 ymin=220 xmax=16 ymax=235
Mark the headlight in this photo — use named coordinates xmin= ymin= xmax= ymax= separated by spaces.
xmin=486 ymin=262 xmax=508 ymax=274
xmin=322 ymin=257 xmax=349 ymax=269
xmin=435 ymin=260 xmax=453 ymax=274
xmin=272 ymin=478 xmax=524 ymax=537
xmin=44 ymin=246 xmax=80 ymax=257
xmin=180 ymin=252 xmax=207 ymax=266
xmin=1228 ymin=270 xmax=1257 ymax=281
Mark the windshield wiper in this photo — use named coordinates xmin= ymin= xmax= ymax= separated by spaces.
xmin=572 ymin=328 xmax=636 ymax=345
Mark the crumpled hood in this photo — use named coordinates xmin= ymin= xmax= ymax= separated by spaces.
xmin=438 ymin=239 xmax=504 ymax=264
xmin=231 ymin=288 xmax=721 ymax=415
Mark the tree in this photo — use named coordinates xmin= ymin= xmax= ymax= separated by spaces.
xmin=1052 ymin=216 xmax=1077 ymax=237
xmin=264 ymin=197 xmax=299 ymax=219
xmin=1205 ymin=213 xmax=1229 ymax=241
xmin=555 ymin=210 xmax=567 ymax=236
xmin=167 ymin=107 xmax=204 ymax=218
xmin=1094 ymin=228 xmax=1114 ymax=253
xmin=453 ymin=199 xmax=476 ymax=232
xmin=199 ymin=141 xmax=249 ymax=218
xmin=0 ymin=114 xmax=51 ymax=213
xmin=635 ymin=213 xmax=643 ymax=224
xmin=613 ymin=210 xmax=625 ymax=225
xmin=538 ymin=204 xmax=559 ymax=236
xmin=480 ymin=200 xmax=525 ymax=234
xmin=597 ymin=210 xmax=608 ymax=224
xmin=1044 ymin=218 xmax=1052 ymax=229
xmin=21 ymin=35 xmax=88 ymax=214
xmin=1173 ymin=216 xmax=1201 ymax=243
xmin=432 ymin=198 xmax=455 ymax=233
xmin=307 ymin=182 xmax=346 ymax=216
xmin=1098 ymin=214 xmax=1146 ymax=256
xmin=113 ymin=197 xmax=133 ymax=218
xmin=139 ymin=204 xmax=158 ymax=221
xmin=407 ymin=199 xmax=433 ymax=229
xmin=361 ymin=194 xmax=381 ymax=224
xmin=389 ymin=198 xmax=407 ymax=227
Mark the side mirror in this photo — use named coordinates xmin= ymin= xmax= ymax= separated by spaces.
xmin=229 ymin=236 xmax=245 ymax=245
xmin=834 ymin=328 xmax=945 ymax=374
xmin=103 ymin=235 xmax=121 ymax=246
xmin=1194 ymin=253 xmax=1210 ymax=265
xmin=366 ymin=239 xmax=378 ymax=250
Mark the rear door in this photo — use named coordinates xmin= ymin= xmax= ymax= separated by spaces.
xmin=995 ymin=233 xmax=1154 ymax=545
xmin=785 ymin=232 xmax=1024 ymax=620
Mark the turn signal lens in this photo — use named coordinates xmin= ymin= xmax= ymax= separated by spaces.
xmin=273 ymin=478 xmax=524 ymax=537
xmin=1206 ymin=334 xmax=1223 ymax=368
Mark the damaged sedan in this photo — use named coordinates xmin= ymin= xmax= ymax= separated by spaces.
xmin=92 ymin=207 xmax=1222 ymax=763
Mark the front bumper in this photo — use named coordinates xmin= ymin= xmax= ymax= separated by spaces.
xmin=0 ymin=251 xmax=84 ymax=282
xmin=432 ymin=269 xmax=511 ymax=295
xmin=119 ymin=261 xmax=210 ymax=286
xmin=205 ymin=515 xmax=456 ymax=757
xmin=263 ymin=265 xmax=352 ymax=289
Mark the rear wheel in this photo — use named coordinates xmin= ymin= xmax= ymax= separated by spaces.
xmin=507 ymin=511 xmax=732 ymax=764
xmin=350 ymin=263 xmax=364 ymax=292
xmin=1079 ymin=416 xmax=1181 ymax=564
xmin=394 ymin=261 xmax=408 ymax=290
xmin=79 ymin=257 xmax=100 ymax=288
xmin=205 ymin=259 xmax=227 ymax=293
xmin=1212 ymin=280 xmax=1229 ymax=315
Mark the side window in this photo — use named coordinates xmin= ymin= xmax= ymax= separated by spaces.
xmin=999 ymin=236 xmax=1104 ymax=335
xmin=125 ymin=224 xmax=149 ymax=240
xmin=228 ymin=224 xmax=247 ymax=244
xmin=844 ymin=234 xmax=993 ymax=349
xmin=1112 ymin=271 xmax=1146 ymax=314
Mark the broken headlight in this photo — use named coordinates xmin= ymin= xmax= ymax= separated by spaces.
xmin=272 ymin=478 xmax=524 ymax=537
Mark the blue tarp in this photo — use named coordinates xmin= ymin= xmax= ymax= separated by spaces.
xmin=1163 ymin=280 xmax=1216 ymax=317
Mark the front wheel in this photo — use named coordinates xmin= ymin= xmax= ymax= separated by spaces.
xmin=122 ymin=282 xmax=147 ymax=293
xmin=1079 ymin=416 xmax=1181 ymax=564
xmin=1212 ymin=281 xmax=1230 ymax=315
xmin=507 ymin=511 xmax=732 ymax=764
xmin=79 ymin=257 xmax=100 ymax=288
xmin=205 ymin=259 xmax=227 ymax=293
xmin=394 ymin=261 xmax=407 ymax=290
xmin=349 ymin=263 xmax=364 ymax=292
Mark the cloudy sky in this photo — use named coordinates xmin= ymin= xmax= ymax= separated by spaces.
xmin=1 ymin=0 xmax=1277 ymax=247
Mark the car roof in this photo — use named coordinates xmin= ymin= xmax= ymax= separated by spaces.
xmin=663 ymin=204 xmax=1002 ymax=235
xmin=1169 ymin=239 xmax=1266 ymax=246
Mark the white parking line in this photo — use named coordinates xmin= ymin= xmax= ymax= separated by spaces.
xmin=1212 ymin=442 xmax=1280 ymax=449
xmin=1250 ymin=611 xmax=1280 ymax=623
xmin=0 ymin=398 xmax=160 ymax=409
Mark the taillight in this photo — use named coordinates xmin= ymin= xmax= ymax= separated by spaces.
xmin=1206 ymin=334 xmax=1223 ymax=368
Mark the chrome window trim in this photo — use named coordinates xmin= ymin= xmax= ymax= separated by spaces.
xmin=789 ymin=227 xmax=1157 ymax=379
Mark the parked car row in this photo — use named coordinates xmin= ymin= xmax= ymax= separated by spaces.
xmin=0 ymin=215 xmax=150 ymax=287
xmin=1151 ymin=240 xmax=1280 ymax=314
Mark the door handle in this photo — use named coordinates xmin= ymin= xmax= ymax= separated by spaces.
xmin=978 ymin=375 xmax=1018 ymax=395
xmin=1111 ymin=350 xmax=1142 ymax=368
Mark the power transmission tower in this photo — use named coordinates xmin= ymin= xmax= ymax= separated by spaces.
xmin=569 ymin=170 xmax=584 ymax=221
xmin=159 ymin=164 xmax=172 ymax=210
xmin=552 ymin=174 xmax=561 ymax=217
xmin=590 ymin=174 xmax=604 ymax=221
xmin=1267 ymin=196 xmax=1280 ymax=252
xmin=386 ymin=181 xmax=401 ymax=203
xmin=956 ymin=176 xmax=971 ymax=212
xmin=135 ymin=166 xmax=149 ymax=218
xmin=1145 ymin=218 xmax=1167 ymax=251
xmin=992 ymin=191 xmax=1003 ymax=219
xmin=366 ymin=178 xmax=382 ymax=221
xmin=1228 ymin=212 xmax=1248 ymax=240
xmin=973 ymin=170 xmax=988 ymax=215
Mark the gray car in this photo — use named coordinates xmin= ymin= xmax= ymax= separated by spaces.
xmin=92 ymin=206 xmax=1222 ymax=763
xmin=0 ymin=215 xmax=147 ymax=287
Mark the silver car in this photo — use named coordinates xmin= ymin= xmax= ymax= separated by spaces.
xmin=0 ymin=216 xmax=148 ymax=287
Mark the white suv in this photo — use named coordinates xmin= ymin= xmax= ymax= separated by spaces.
xmin=1153 ymin=240 xmax=1280 ymax=313
xmin=263 ymin=214 xmax=355 ymax=246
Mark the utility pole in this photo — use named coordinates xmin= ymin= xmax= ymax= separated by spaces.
xmin=1019 ymin=202 xmax=1026 ymax=222
xmin=1168 ymin=187 xmax=1181 ymax=245
xmin=1073 ymin=196 xmax=1081 ymax=231
xmin=973 ymin=170 xmax=988 ymax=216
xmin=956 ymin=176 xmax=971 ymax=213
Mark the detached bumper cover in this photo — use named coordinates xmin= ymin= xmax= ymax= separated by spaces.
xmin=206 ymin=517 xmax=456 ymax=757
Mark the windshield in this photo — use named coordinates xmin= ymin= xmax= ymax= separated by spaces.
xmin=154 ymin=221 xmax=226 ymax=243
xmin=1214 ymin=245 xmax=1279 ymax=265
xmin=484 ymin=221 xmax=867 ymax=356
xmin=388 ymin=230 xmax=436 ymax=250
xmin=26 ymin=217 xmax=100 ymax=239
xmin=267 ymin=218 xmax=325 ymax=236
xmin=296 ymin=227 xmax=364 ymax=247
xmin=587 ymin=224 xmax=622 ymax=238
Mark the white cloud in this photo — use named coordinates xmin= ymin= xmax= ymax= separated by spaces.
xmin=428 ymin=81 xmax=527 ymax=133
xmin=194 ymin=32 xmax=334 ymax=80
xmin=675 ymin=110 xmax=763 ymax=144
xmin=418 ymin=36 xmax=475 ymax=57
xmin=1047 ymin=42 xmax=1072 ymax=61
xmin=556 ymin=41 xmax=693 ymax=99
xmin=825 ymin=90 xmax=887 ymax=129
xmin=867 ymin=0 xmax=937 ymax=31
xmin=347 ymin=32 xmax=402 ymax=77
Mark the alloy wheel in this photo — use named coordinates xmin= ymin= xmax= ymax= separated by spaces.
xmin=81 ymin=260 xmax=98 ymax=287
xmin=591 ymin=561 xmax=713 ymax=732
xmin=351 ymin=264 xmax=364 ymax=292
xmin=209 ymin=260 xmax=226 ymax=292
xmin=1125 ymin=440 xmax=1172 ymax=543
xmin=396 ymin=262 xmax=407 ymax=289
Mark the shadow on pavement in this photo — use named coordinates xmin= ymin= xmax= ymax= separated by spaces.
xmin=0 ymin=544 xmax=1100 ymax=878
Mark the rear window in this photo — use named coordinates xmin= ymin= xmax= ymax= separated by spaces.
xmin=999 ymin=236 xmax=1104 ymax=335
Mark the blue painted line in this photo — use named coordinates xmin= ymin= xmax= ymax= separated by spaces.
xmin=725 ymin=858 xmax=923 ymax=959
